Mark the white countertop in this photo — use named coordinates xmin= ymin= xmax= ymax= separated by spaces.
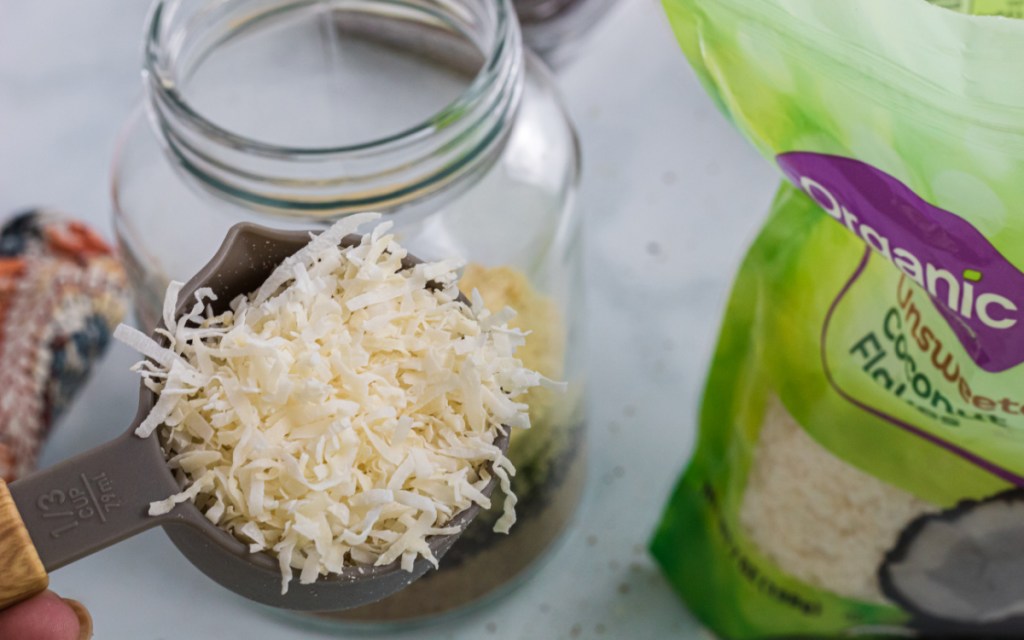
xmin=0 ymin=1 xmax=778 ymax=638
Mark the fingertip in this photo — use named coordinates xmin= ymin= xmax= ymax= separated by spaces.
xmin=0 ymin=590 xmax=82 ymax=640
xmin=62 ymin=599 xmax=92 ymax=640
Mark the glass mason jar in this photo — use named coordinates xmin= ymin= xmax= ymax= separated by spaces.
xmin=111 ymin=0 xmax=585 ymax=627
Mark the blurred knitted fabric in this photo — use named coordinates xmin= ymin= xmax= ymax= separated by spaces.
xmin=0 ymin=210 xmax=129 ymax=481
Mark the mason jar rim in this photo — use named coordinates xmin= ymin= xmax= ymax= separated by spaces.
xmin=142 ymin=0 xmax=517 ymax=159
xmin=137 ymin=0 xmax=525 ymax=215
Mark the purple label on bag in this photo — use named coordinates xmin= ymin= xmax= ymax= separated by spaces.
xmin=778 ymin=152 xmax=1024 ymax=373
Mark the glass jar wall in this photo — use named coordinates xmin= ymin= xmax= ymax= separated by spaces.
xmin=111 ymin=0 xmax=585 ymax=627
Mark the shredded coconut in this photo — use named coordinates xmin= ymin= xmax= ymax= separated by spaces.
xmin=118 ymin=213 xmax=553 ymax=593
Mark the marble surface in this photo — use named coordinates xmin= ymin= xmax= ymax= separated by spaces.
xmin=0 ymin=0 xmax=778 ymax=638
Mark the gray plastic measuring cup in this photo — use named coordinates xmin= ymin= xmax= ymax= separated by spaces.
xmin=0 ymin=223 xmax=506 ymax=612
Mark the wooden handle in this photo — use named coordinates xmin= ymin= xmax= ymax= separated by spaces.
xmin=0 ymin=479 xmax=48 ymax=609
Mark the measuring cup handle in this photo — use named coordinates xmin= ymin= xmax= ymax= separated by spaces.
xmin=0 ymin=479 xmax=48 ymax=609
xmin=0 ymin=428 xmax=182 ymax=610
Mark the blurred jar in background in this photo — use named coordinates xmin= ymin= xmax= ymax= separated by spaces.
xmin=111 ymin=0 xmax=585 ymax=628
xmin=515 ymin=0 xmax=617 ymax=67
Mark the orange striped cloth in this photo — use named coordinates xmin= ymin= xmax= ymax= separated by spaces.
xmin=0 ymin=210 xmax=129 ymax=481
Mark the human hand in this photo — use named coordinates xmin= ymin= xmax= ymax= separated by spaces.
xmin=0 ymin=591 xmax=91 ymax=639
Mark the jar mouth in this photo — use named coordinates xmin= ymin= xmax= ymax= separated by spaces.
xmin=145 ymin=0 xmax=514 ymax=157
xmin=142 ymin=0 xmax=524 ymax=215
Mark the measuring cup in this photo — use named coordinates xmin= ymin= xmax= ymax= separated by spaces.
xmin=0 ymin=222 xmax=506 ymax=612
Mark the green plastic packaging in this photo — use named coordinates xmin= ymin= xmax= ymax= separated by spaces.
xmin=651 ymin=1 xmax=1024 ymax=637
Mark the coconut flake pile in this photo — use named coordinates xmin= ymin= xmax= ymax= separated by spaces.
xmin=115 ymin=213 xmax=551 ymax=593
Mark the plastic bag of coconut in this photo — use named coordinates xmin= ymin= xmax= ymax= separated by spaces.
xmin=650 ymin=1 xmax=1024 ymax=637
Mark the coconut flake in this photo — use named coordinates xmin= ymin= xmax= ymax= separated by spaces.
xmin=114 ymin=324 xmax=179 ymax=370
xmin=119 ymin=216 xmax=544 ymax=593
